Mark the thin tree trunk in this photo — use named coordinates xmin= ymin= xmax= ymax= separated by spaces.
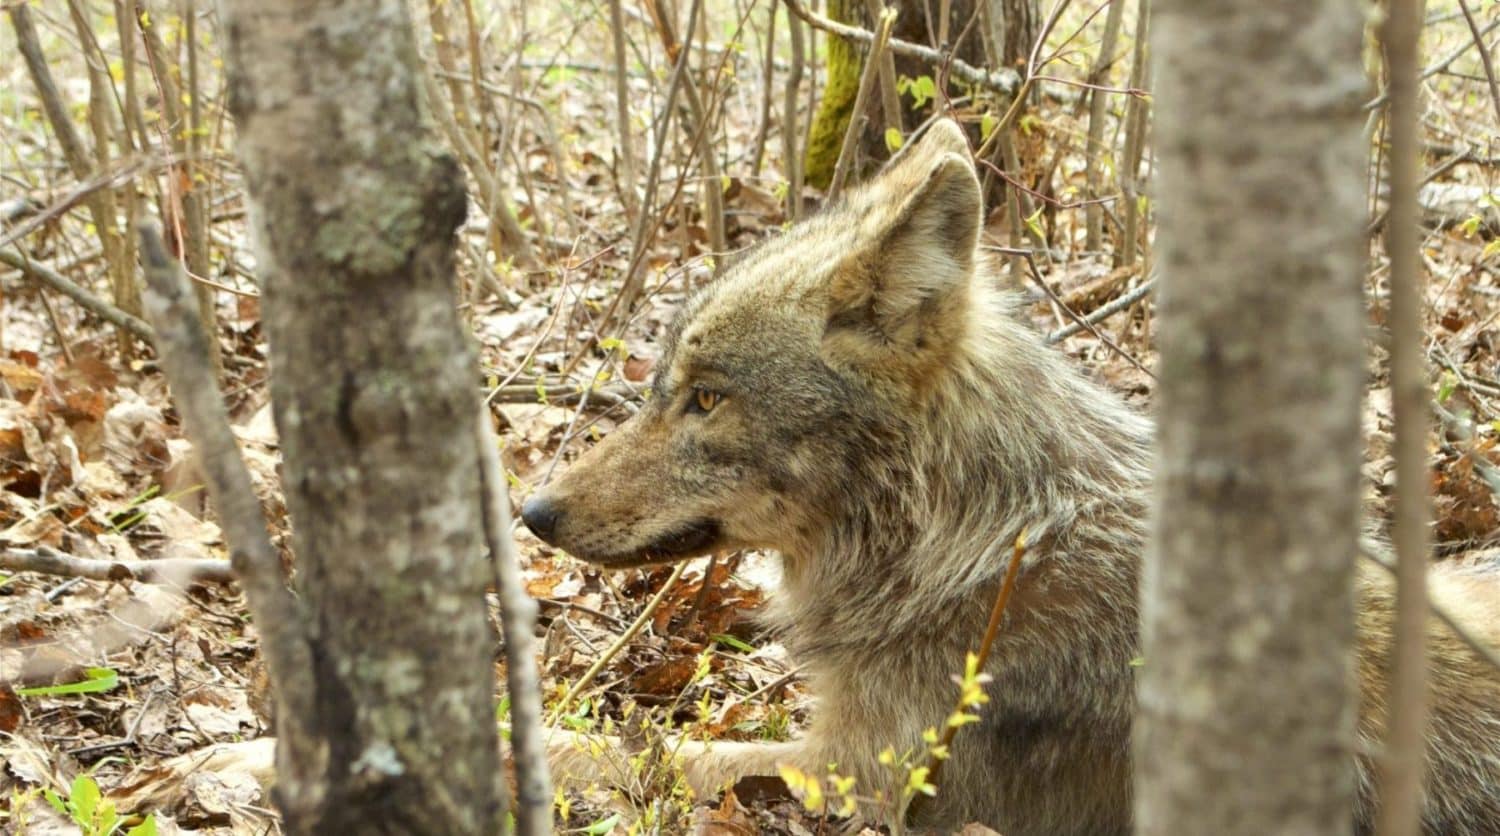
xmin=1082 ymin=0 xmax=1126 ymax=253
xmin=218 ymin=0 xmax=505 ymax=831
xmin=1136 ymin=0 xmax=1367 ymax=833
xmin=1375 ymin=0 xmax=1431 ymax=832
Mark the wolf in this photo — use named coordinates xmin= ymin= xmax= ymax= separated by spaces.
xmin=523 ymin=120 xmax=1500 ymax=834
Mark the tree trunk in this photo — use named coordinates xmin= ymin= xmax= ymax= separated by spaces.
xmin=1136 ymin=1 xmax=1367 ymax=833
xmin=805 ymin=0 xmax=988 ymax=188
xmin=987 ymin=0 xmax=1037 ymax=69
xmin=218 ymin=2 xmax=504 ymax=832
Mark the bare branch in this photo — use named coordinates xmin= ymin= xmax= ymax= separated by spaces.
xmin=476 ymin=411 xmax=551 ymax=836
xmin=1455 ymin=0 xmax=1500 ymax=125
xmin=137 ymin=221 xmax=317 ymax=751
xmin=0 ymin=248 xmax=154 ymax=340
xmin=0 ymin=546 xmax=234 ymax=586
xmin=1045 ymin=277 xmax=1157 ymax=343
xmin=782 ymin=0 xmax=1020 ymax=96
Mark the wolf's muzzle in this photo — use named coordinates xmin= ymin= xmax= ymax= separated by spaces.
xmin=520 ymin=495 xmax=561 ymax=543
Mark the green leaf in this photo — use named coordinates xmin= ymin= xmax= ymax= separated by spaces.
xmin=125 ymin=815 xmax=159 ymax=836
xmin=1437 ymin=372 xmax=1458 ymax=404
xmin=96 ymin=798 xmax=120 ymax=835
xmin=70 ymin=774 xmax=100 ymax=823
xmin=711 ymin=633 xmax=756 ymax=654
xmin=17 ymin=667 xmax=120 ymax=697
xmin=583 ymin=813 xmax=621 ymax=835
xmin=980 ymin=112 xmax=998 ymax=142
xmin=884 ymin=128 xmax=904 ymax=153
xmin=1024 ymin=207 xmax=1046 ymax=241
xmin=44 ymin=788 xmax=67 ymax=814
xmin=896 ymin=74 xmax=937 ymax=109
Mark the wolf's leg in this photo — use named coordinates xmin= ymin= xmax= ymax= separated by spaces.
xmin=671 ymin=737 xmax=804 ymax=795
xmin=545 ymin=728 xmax=804 ymax=799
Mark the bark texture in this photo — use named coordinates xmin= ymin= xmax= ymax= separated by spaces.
xmin=218 ymin=2 xmax=503 ymax=831
xmin=1136 ymin=1 xmax=1368 ymax=833
xmin=989 ymin=0 xmax=1038 ymax=69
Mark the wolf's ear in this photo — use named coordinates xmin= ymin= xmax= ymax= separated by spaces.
xmin=825 ymin=145 xmax=982 ymax=362
xmin=884 ymin=118 xmax=971 ymax=171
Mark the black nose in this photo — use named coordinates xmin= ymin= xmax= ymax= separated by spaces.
xmin=520 ymin=495 xmax=561 ymax=542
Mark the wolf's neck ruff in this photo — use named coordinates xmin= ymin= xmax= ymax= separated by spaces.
xmin=771 ymin=280 xmax=1153 ymax=658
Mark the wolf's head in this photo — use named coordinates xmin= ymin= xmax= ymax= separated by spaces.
xmin=521 ymin=120 xmax=983 ymax=567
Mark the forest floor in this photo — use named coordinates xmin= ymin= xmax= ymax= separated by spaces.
xmin=2 ymin=2 xmax=1498 ymax=834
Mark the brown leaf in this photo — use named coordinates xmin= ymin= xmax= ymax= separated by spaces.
xmin=0 ymin=683 xmax=21 ymax=733
xmin=631 ymin=655 xmax=700 ymax=696
xmin=0 ymin=360 xmax=44 ymax=397
xmin=624 ymin=354 xmax=656 ymax=383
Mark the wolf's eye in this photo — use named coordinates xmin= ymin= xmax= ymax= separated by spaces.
xmin=690 ymin=387 xmax=723 ymax=414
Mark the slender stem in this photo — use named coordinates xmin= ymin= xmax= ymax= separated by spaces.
xmin=829 ymin=8 xmax=895 ymax=198
xmin=1376 ymin=0 xmax=1431 ymax=833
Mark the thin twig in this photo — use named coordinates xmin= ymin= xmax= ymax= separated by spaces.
xmin=609 ymin=0 xmax=641 ymax=220
xmin=1083 ymin=0 xmax=1127 ymax=253
xmin=476 ymin=410 xmax=550 ymax=836
xmin=1003 ymin=247 xmax=1156 ymax=379
xmin=135 ymin=0 xmax=220 ymax=371
xmin=751 ymin=0 xmax=778 ymax=177
xmin=863 ymin=0 xmax=904 ymax=139
xmin=920 ymin=528 xmax=1031 ymax=802
xmin=0 ymin=546 xmax=234 ymax=586
xmin=1365 ymin=16 xmax=1500 ymax=111
xmin=1117 ymin=0 xmax=1151 ymax=269
xmin=783 ymin=0 xmax=806 ymax=220
xmin=547 ymin=561 xmax=689 ymax=724
xmin=829 ymin=8 xmax=895 ymax=199
xmin=1455 ymin=0 xmax=1500 ymax=125
xmin=1045 ymin=277 xmax=1156 ymax=342
xmin=641 ymin=0 xmax=728 ymax=264
xmin=597 ymin=0 xmax=700 ymax=335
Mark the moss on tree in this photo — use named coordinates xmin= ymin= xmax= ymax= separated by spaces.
xmin=804 ymin=0 xmax=861 ymax=190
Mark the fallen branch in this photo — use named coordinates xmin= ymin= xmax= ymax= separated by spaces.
xmin=0 ymin=248 xmax=153 ymax=340
xmin=0 ymin=546 xmax=234 ymax=586
xmin=1045 ymin=277 xmax=1156 ymax=343
xmin=1007 ymin=247 xmax=1155 ymax=379
xmin=486 ymin=381 xmax=638 ymax=408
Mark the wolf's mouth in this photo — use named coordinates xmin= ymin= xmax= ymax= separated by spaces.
xmin=593 ymin=519 xmax=722 ymax=567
